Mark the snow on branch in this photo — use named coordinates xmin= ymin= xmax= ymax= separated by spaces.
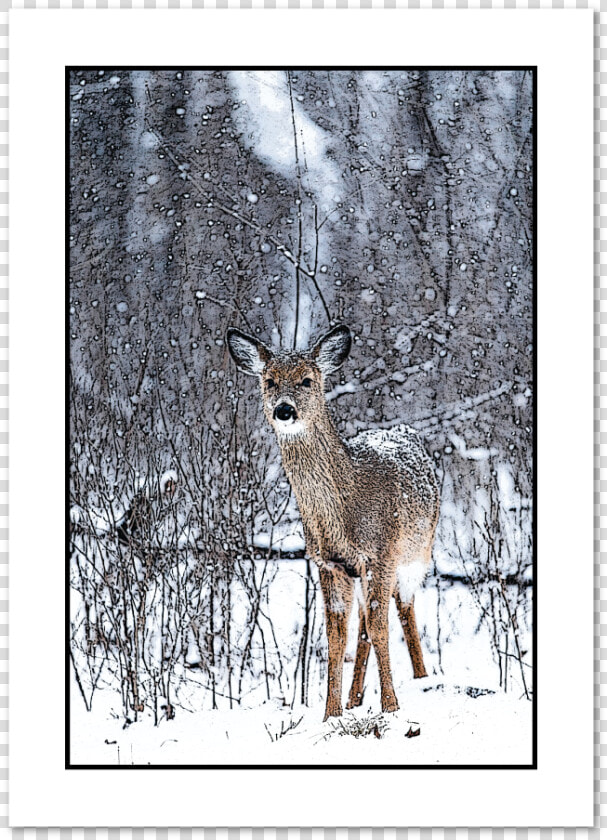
xmin=326 ymin=361 xmax=436 ymax=402
xmin=414 ymin=381 xmax=514 ymax=431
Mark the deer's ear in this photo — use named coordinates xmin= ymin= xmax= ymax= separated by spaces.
xmin=226 ymin=328 xmax=271 ymax=376
xmin=311 ymin=325 xmax=352 ymax=375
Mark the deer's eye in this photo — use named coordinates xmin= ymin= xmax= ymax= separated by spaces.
xmin=266 ymin=379 xmax=276 ymax=389
xmin=301 ymin=378 xmax=313 ymax=388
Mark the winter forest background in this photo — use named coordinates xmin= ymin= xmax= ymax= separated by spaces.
xmin=69 ymin=69 xmax=534 ymax=765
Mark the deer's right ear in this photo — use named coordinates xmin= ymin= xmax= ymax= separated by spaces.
xmin=226 ymin=328 xmax=271 ymax=376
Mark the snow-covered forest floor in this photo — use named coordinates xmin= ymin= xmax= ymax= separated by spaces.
xmin=71 ymin=561 xmax=533 ymax=766
xmin=72 ymin=675 xmax=532 ymax=768
xmin=70 ymin=465 xmax=533 ymax=767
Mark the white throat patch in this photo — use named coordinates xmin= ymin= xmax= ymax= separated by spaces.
xmin=275 ymin=419 xmax=306 ymax=438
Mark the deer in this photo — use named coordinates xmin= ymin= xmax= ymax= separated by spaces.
xmin=226 ymin=324 xmax=440 ymax=721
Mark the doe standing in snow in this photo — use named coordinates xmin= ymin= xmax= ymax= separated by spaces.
xmin=227 ymin=324 xmax=440 ymax=720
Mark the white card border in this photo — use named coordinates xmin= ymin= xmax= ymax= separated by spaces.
xmin=9 ymin=7 xmax=594 ymax=828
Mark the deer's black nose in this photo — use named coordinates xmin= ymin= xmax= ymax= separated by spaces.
xmin=274 ymin=403 xmax=297 ymax=422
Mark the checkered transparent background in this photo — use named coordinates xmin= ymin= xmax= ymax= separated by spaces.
xmin=2 ymin=2 xmax=599 ymax=834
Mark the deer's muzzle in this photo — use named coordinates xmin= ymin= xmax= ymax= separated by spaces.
xmin=273 ymin=402 xmax=297 ymax=422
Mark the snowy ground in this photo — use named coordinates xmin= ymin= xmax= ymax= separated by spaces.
xmin=70 ymin=563 xmax=533 ymax=767
xmin=71 ymin=675 xmax=532 ymax=767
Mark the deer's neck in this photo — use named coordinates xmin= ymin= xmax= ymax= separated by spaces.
xmin=278 ymin=406 xmax=353 ymax=500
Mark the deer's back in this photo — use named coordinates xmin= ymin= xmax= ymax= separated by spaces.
xmin=347 ymin=423 xmax=439 ymax=528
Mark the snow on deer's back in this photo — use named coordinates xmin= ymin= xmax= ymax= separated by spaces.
xmin=348 ymin=423 xmax=439 ymax=516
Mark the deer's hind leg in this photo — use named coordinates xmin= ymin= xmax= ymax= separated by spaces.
xmin=319 ymin=567 xmax=354 ymax=720
xmin=366 ymin=578 xmax=399 ymax=714
xmin=394 ymin=557 xmax=430 ymax=678
xmin=393 ymin=590 xmax=427 ymax=679
xmin=346 ymin=603 xmax=371 ymax=709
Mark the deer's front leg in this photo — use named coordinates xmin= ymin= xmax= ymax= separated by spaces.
xmin=318 ymin=566 xmax=354 ymax=720
xmin=346 ymin=603 xmax=371 ymax=709
xmin=302 ymin=525 xmax=320 ymax=566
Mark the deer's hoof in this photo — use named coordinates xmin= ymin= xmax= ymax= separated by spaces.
xmin=346 ymin=694 xmax=363 ymax=710
xmin=382 ymin=698 xmax=400 ymax=714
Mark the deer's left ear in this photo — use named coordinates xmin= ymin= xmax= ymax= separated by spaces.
xmin=311 ymin=325 xmax=352 ymax=375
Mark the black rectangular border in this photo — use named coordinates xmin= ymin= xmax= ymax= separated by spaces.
xmin=66 ymin=65 xmax=537 ymax=771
